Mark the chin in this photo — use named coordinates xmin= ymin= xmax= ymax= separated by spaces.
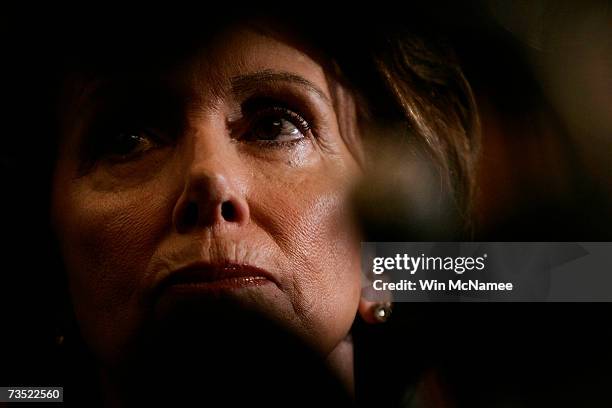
xmin=152 ymin=280 xmax=298 ymax=332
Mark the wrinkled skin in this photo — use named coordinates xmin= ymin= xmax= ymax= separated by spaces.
xmin=52 ymin=25 xmax=366 ymax=387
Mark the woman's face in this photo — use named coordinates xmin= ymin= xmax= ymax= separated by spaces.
xmin=52 ymin=25 xmax=362 ymax=366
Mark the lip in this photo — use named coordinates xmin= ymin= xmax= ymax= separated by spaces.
xmin=157 ymin=263 xmax=276 ymax=295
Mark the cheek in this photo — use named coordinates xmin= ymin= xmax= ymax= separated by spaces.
xmin=250 ymin=164 xmax=362 ymax=351
xmin=53 ymin=177 xmax=173 ymax=360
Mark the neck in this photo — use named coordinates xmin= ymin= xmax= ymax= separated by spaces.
xmin=326 ymin=333 xmax=355 ymax=397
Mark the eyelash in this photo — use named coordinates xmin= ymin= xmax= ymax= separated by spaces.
xmin=78 ymin=121 xmax=161 ymax=168
xmin=242 ymin=105 xmax=312 ymax=148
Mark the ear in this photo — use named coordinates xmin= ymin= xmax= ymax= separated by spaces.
xmin=359 ymin=269 xmax=393 ymax=323
xmin=358 ymin=298 xmax=392 ymax=324
xmin=358 ymin=298 xmax=380 ymax=324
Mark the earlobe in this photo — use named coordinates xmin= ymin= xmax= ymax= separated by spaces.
xmin=358 ymin=298 xmax=392 ymax=324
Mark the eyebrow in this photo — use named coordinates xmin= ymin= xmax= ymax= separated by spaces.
xmin=230 ymin=70 xmax=332 ymax=107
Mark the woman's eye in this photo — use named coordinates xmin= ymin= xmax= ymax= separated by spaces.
xmin=252 ymin=117 xmax=302 ymax=141
xmin=98 ymin=131 xmax=157 ymax=160
xmin=245 ymin=108 xmax=311 ymax=144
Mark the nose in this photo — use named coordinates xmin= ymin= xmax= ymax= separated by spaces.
xmin=172 ymin=161 xmax=250 ymax=233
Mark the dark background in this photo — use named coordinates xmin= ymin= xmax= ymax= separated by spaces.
xmin=1 ymin=1 xmax=611 ymax=407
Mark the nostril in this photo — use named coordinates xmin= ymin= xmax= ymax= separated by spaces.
xmin=183 ymin=201 xmax=199 ymax=227
xmin=221 ymin=201 xmax=237 ymax=222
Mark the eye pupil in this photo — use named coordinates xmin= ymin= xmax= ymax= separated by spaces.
xmin=100 ymin=131 xmax=153 ymax=159
xmin=113 ymin=133 xmax=142 ymax=155
xmin=269 ymin=120 xmax=282 ymax=133
xmin=252 ymin=117 xmax=303 ymax=142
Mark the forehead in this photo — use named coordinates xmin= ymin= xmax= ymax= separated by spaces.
xmin=61 ymin=23 xmax=335 ymax=125
xmin=63 ymin=25 xmax=333 ymax=109
xmin=174 ymin=26 xmax=332 ymax=103
xmin=200 ymin=26 xmax=328 ymax=80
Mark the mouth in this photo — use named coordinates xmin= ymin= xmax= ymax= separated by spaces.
xmin=157 ymin=263 xmax=275 ymax=295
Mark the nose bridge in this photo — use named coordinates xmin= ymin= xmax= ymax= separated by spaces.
xmin=172 ymin=116 xmax=250 ymax=232
xmin=186 ymin=117 xmax=241 ymax=194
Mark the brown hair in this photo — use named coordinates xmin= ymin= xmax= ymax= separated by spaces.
xmin=310 ymin=22 xmax=480 ymax=233
xmin=371 ymin=34 xmax=480 ymax=223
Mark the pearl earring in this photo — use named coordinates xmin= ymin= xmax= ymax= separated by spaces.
xmin=372 ymin=302 xmax=392 ymax=323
